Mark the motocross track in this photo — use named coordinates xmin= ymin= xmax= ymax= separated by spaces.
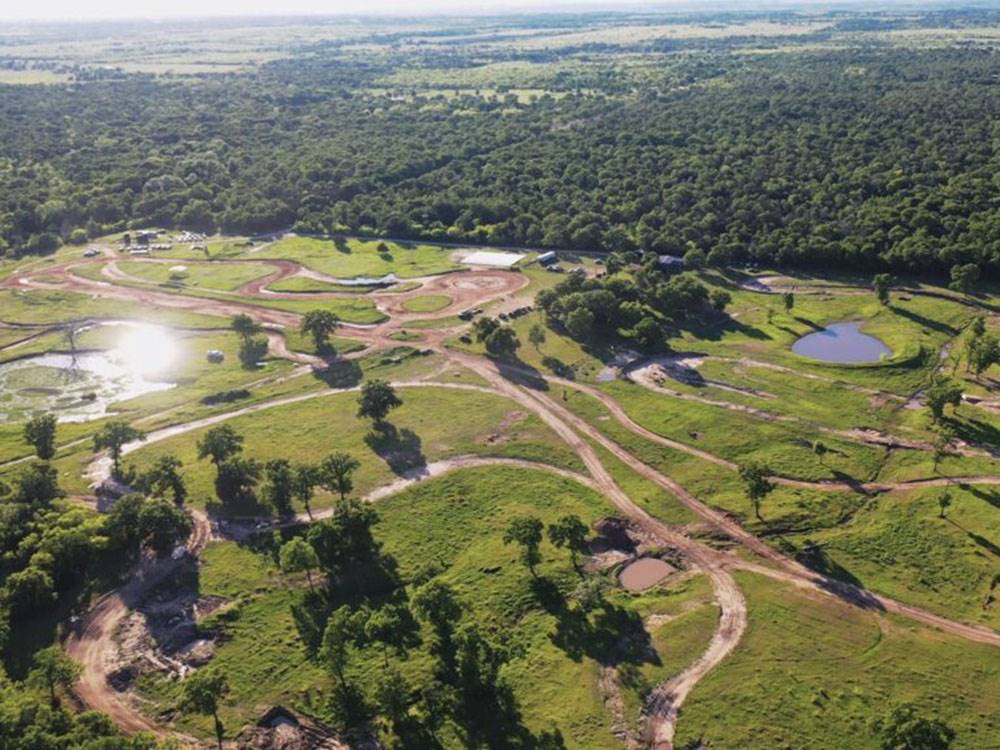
xmin=9 ymin=246 xmax=997 ymax=749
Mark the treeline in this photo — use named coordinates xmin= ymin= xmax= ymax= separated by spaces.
xmin=1 ymin=43 xmax=999 ymax=277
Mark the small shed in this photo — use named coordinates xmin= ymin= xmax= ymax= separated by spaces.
xmin=537 ymin=251 xmax=557 ymax=266
xmin=657 ymin=255 xmax=684 ymax=270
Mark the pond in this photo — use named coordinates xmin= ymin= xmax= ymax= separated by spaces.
xmin=619 ymin=557 xmax=674 ymax=592
xmin=0 ymin=323 xmax=177 ymax=422
xmin=791 ymin=321 xmax=891 ymax=364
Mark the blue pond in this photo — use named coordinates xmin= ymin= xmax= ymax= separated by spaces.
xmin=792 ymin=321 xmax=891 ymax=364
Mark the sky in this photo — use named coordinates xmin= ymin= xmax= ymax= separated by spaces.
xmin=0 ymin=0 xmax=883 ymax=23
xmin=1 ymin=0 xmax=662 ymax=22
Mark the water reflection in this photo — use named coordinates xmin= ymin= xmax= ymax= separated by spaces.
xmin=792 ymin=321 xmax=891 ymax=364
xmin=0 ymin=322 xmax=178 ymax=423
xmin=112 ymin=323 xmax=178 ymax=377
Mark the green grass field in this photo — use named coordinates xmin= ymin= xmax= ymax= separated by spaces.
xmin=266 ymin=276 xmax=375 ymax=294
xmin=137 ymin=465 xmax=714 ymax=748
xmin=68 ymin=262 xmax=387 ymax=324
xmin=675 ymin=572 xmax=1000 ymax=749
xmin=255 ymin=236 xmax=462 ymax=280
xmin=126 ymin=385 xmax=588 ymax=515
xmin=401 ymin=294 xmax=452 ymax=313
xmin=117 ymin=259 xmax=271 ymax=292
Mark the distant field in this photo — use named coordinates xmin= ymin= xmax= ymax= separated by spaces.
xmin=499 ymin=21 xmax=833 ymax=50
xmin=0 ymin=69 xmax=71 ymax=84
xmin=256 ymin=236 xmax=462 ymax=279
xmin=117 ymin=259 xmax=270 ymax=291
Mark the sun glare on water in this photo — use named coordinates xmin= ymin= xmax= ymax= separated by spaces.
xmin=113 ymin=324 xmax=177 ymax=377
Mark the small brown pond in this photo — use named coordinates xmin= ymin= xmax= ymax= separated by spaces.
xmin=619 ymin=557 xmax=674 ymax=592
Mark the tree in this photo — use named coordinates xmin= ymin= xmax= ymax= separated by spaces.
xmin=13 ymin=461 xmax=63 ymax=505
xmin=931 ymin=426 xmax=954 ymax=473
xmin=230 ymin=313 xmax=260 ymax=340
xmin=565 ymin=307 xmax=595 ymax=340
xmin=140 ymin=454 xmax=187 ymax=505
xmin=214 ymin=457 xmax=261 ymax=505
xmin=263 ymin=458 xmax=295 ymax=516
xmin=783 ymin=291 xmax=794 ymax=313
xmin=483 ymin=325 xmax=520 ymax=359
xmin=197 ymin=425 xmax=243 ymax=467
xmin=373 ymin=665 xmax=410 ymax=731
xmin=709 ymin=288 xmax=732 ymax=312
xmin=937 ymin=492 xmax=952 ymax=519
xmin=93 ymin=421 xmax=145 ymax=479
xmin=682 ymin=247 xmax=706 ymax=269
xmin=873 ymin=273 xmax=893 ymax=306
xmin=503 ymin=516 xmax=544 ymax=576
xmin=238 ymin=335 xmax=268 ymax=369
xmin=181 ymin=667 xmax=230 ymax=750
xmin=967 ymin=332 xmax=999 ymax=378
xmin=572 ymin=575 xmax=608 ymax=612
xmin=472 ymin=316 xmax=500 ymax=343
xmin=301 ymin=309 xmax=340 ymax=353
xmin=307 ymin=499 xmax=381 ymax=574
xmin=412 ymin=580 xmax=462 ymax=642
xmin=4 ymin=566 xmax=56 ymax=618
xmin=357 ymin=379 xmax=402 ymax=426
xmin=293 ymin=463 xmax=321 ymax=520
xmin=320 ymin=452 xmax=361 ymax=501
xmin=528 ymin=323 xmax=546 ymax=351
xmin=279 ymin=537 xmax=320 ymax=591
xmin=547 ymin=514 xmax=589 ymax=572
xmin=103 ymin=493 xmax=146 ymax=561
xmin=365 ymin=605 xmax=407 ymax=666
xmin=925 ymin=378 xmax=963 ymax=423
xmin=137 ymin=499 xmax=192 ymax=556
xmin=23 ymin=414 xmax=57 ymax=460
xmin=812 ymin=440 xmax=828 ymax=464
xmin=874 ymin=703 xmax=955 ymax=750
xmin=321 ymin=606 xmax=365 ymax=687
xmin=632 ymin=315 xmax=664 ymax=350
xmin=27 ymin=646 xmax=81 ymax=707
xmin=738 ymin=461 xmax=775 ymax=521
xmin=948 ymin=263 xmax=980 ymax=295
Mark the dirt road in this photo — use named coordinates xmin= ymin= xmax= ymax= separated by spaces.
xmin=14 ymin=247 xmax=996 ymax=750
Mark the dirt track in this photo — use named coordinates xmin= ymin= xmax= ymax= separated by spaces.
xmin=12 ymin=247 xmax=997 ymax=749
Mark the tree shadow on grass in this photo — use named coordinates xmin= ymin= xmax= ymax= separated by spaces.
xmin=946 ymin=518 xmax=1000 ymax=558
xmin=792 ymin=540 xmax=885 ymax=611
xmin=495 ymin=357 xmax=549 ymax=391
xmin=942 ymin=415 xmax=1000 ymax=457
xmin=533 ymin=576 xmax=659 ymax=668
xmin=312 ymin=360 xmax=363 ymax=389
xmin=541 ymin=356 xmax=574 ymax=380
xmin=674 ymin=313 xmax=771 ymax=343
xmin=889 ymin=304 xmax=958 ymax=336
xmin=966 ymin=485 xmax=999 ymax=510
xmin=827 ymin=468 xmax=874 ymax=496
xmin=364 ymin=422 xmax=426 ymax=475
xmin=793 ymin=316 xmax=824 ymax=331
xmin=291 ymin=552 xmax=417 ymax=657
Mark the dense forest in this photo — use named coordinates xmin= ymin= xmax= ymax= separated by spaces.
xmin=1 ymin=17 xmax=1000 ymax=276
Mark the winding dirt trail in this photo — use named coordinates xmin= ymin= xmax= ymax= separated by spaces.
xmin=544 ymin=372 xmax=1000 ymax=494
xmin=478 ymin=361 xmax=1000 ymax=645
xmin=64 ymin=506 xmax=211 ymax=741
xmin=10 ymin=247 xmax=998 ymax=749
